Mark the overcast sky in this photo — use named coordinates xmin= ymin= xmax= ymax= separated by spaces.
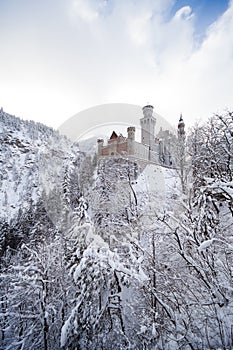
xmin=0 ymin=0 xmax=232 ymax=129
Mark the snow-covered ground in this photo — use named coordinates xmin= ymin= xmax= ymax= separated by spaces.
xmin=133 ymin=163 xmax=181 ymax=213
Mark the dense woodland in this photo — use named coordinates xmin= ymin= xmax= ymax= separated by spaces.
xmin=0 ymin=109 xmax=233 ymax=349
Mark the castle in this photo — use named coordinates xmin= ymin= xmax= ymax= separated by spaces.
xmin=97 ymin=105 xmax=185 ymax=166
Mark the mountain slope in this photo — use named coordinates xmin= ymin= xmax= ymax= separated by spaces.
xmin=0 ymin=109 xmax=84 ymax=254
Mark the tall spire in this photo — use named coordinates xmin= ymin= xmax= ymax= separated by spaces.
xmin=178 ymin=113 xmax=185 ymax=138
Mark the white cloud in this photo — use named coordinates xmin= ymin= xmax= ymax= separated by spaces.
xmin=176 ymin=1 xmax=233 ymax=120
xmin=127 ymin=12 xmax=152 ymax=46
xmin=0 ymin=0 xmax=232 ymax=129
xmin=70 ymin=0 xmax=103 ymax=22
xmin=174 ymin=6 xmax=194 ymax=21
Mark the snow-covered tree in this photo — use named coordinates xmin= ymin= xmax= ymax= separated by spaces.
xmin=144 ymin=112 xmax=233 ymax=349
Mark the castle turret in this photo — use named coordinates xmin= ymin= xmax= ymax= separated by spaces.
xmin=97 ymin=138 xmax=104 ymax=156
xmin=142 ymin=104 xmax=154 ymax=118
xmin=127 ymin=126 xmax=135 ymax=155
xmin=178 ymin=114 xmax=185 ymax=139
xmin=140 ymin=105 xmax=156 ymax=148
xmin=127 ymin=126 xmax=135 ymax=141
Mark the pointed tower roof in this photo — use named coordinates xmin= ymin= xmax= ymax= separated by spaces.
xmin=110 ymin=131 xmax=118 ymax=139
xmin=178 ymin=113 xmax=185 ymax=139
xmin=178 ymin=113 xmax=185 ymax=127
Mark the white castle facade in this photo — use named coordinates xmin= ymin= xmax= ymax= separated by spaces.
xmin=97 ymin=105 xmax=185 ymax=166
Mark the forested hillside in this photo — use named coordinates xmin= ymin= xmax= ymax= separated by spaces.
xmin=0 ymin=110 xmax=233 ymax=349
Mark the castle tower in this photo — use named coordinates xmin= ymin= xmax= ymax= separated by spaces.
xmin=140 ymin=105 xmax=156 ymax=148
xmin=127 ymin=126 xmax=135 ymax=155
xmin=127 ymin=126 xmax=135 ymax=141
xmin=178 ymin=114 xmax=185 ymax=139
xmin=97 ymin=138 xmax=104 ymax=157
xmin=177 ymin=114 xmax=186 ymax=193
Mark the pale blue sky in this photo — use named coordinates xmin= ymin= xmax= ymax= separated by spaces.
xmin=0 ymin=0 xmax=232 ymax=128
xmin=171 ymin=0 xmax=228 ymax=31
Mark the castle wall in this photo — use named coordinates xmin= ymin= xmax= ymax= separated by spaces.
xmin=100 ymin=140 xmax=128 ymax=156
xmin=99 ymin=138 xmax=173 ymax=166
xmin=149 ymin=149 xmax=160 ymax=163
xmin=102 ymin=146 xmax=110 ymax=156
xmin=127 ymin=139 xmax=134 ymax=155
xmin=117 ymin=141 xmax=128 ymax=155
xmin=132 ymin=141 xmax=150 ymax=160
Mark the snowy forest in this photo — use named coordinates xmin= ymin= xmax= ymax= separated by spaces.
xmin=0 ymin=108 xmax=233 ymax=350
